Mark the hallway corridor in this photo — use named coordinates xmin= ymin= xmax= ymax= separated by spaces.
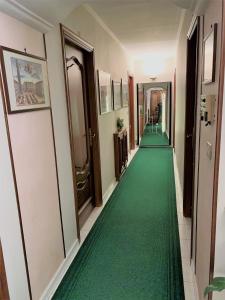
xmin=140 ymin=124 xmax=169 ymax=146
xmin=53 ymin=148 xmax=184 ymax=299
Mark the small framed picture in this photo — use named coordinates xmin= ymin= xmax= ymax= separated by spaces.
xmin=97 ymin=70 xmax=113 ymax=114
xmin=203 ymin=23 xmax=217 ymax=84
xmin=122 ymin=80 xmax=129 ymax=107
xmin=113 ymin=80 xmax=122 ymax=110
xmin=0 ymin=47 xmax=50 ymax=113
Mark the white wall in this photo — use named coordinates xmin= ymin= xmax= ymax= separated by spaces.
xmin=0 ymin=11 xmax=46 ymax=300
xmin=213 ymin=76 xmax=225 ymax=300
xmin=134 ymin=57 xmax=175 ymax=83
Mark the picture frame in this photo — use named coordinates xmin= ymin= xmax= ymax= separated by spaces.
xmin=122 ymin=80 xmax=129 ymax=107
xmin=97 ymin=70 xmax=113 ymax=115
xmin=203 ymin=23 xmax=217 ymax=84
xmin=113 ymin=80 xmax=122 ymax=110
xmin=0 ymin=47 xmax=50 ymax=113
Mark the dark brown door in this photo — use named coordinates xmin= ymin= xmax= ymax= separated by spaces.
xmin=183 ymin=19 xmax=199 ymax=218
xmin=65 ymin=44 xmax=95 ymax=227
xmin=0 ymin=241 xmax=10 ymax=300
xmin=128 ymin=76 xmax=135 ymax=150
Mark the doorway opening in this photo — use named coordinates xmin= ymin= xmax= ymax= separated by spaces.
xmin=128 ymin=75 xmax=135 ymax=150
xmin=61 ymin=25 xmax=102 ymax=237
xmin=183 ymin=18 xmax=200 ymax=221
xmin=137 ymin=82 xmax=172 ymax=147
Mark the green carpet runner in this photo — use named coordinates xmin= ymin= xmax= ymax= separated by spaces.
xmin=140 ymin=124 xmax=169 ymax=146
xmin=53 ymin=148 xmax=184 ymax=300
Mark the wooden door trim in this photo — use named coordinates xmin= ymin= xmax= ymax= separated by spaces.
xmin=168 ymin=82 xmax=172 ymax=146
xmin=60 ymin=24 xmax=102 ymax=238
xmin=0 ymin=241 xmax=10 ymax=300
xmin=128 ymin=76 xmax=135 ymax=150
xmin=136 ymin=84 xmax=140 ymax=145
xmin=209 ymin=0 xmax=225 ymax=295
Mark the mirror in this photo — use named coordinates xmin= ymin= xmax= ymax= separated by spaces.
xmin=137 ymin=82 xmax=172 ymax=147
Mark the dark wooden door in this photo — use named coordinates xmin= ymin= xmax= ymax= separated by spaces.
xmin=0 ymin=241 xmax=10 ymax=300
xmin=66 ymin=44 xmax=95 ymax=226
xmin=128 ymin=76 xmax=135 ymax=150
xmin=183 ymin=20 xmax=199 ymax=218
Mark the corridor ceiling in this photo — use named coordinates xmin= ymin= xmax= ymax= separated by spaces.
xmin=0 ymin=0 xmax=200 ymax=60
xmin=88 ymin=1 xmax=184 ymax=60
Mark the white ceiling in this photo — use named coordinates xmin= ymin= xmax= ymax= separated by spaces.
xmin=2 ymin=0 xmax=83 ymax=25
xmin=0 ymin=0 xmax=198 ymax=75
xmin=88 ymin=1 xmax=183 ymax=60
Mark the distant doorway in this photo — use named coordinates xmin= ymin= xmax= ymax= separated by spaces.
xmin=137 ymin=82 xmax=172 ymax=147
xmin=128 ymin=76 xmax=135 ymax=150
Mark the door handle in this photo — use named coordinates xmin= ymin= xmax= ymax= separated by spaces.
xmin=187 ymin=134 xmax=192 ymax=138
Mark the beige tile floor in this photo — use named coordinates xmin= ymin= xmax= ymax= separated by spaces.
xmin=80 ymin=148 xmax=199 ymax=299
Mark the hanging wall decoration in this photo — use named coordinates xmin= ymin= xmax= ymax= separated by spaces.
xmin=0 ymin=47 xmax=50 ymax=113
xmin=122 ymin=80 xmax=129 ymax=107
xmin=97 ymin=70 xmax=113 ymax=115
xmin=203 ymin=23 xmax=217 ymax=84
xmin=113 ymin=80 xmax=122 ymax=110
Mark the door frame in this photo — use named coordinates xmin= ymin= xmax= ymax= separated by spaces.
xmin=0 ymin=241 xmax=10 ymax=300
xmin=136 ymin=83 xmax=140 ymax=145
xmin=60 ymin=24 xmax=102 ymax=238
xmin=137 ymin=81 xmax=172 ymax=146
xmin=128 ymin=75 xmax=135 ymax=150
xmin=183 ymin=17 xmax=200 ymax=219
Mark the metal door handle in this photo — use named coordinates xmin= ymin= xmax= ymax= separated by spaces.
xmin=187 ymin=134 xmax=192 ymax=138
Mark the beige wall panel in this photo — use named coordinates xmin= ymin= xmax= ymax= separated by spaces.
xmin=8 ymin=110 xmax=64 ymax=300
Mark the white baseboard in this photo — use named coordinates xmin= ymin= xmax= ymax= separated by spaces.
xmin=173 ymin=150 xmax=183 ymax=202
xmin=40 ymin=239 xmax=80 ymax=300
xmin=103 ymin=179 xmax=117 ymax=205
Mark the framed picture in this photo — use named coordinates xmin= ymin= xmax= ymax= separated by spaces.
xmin=0 ymin=47 xmax=50 ymax=113
xmin=122 ymin=80 xmax=129 ymax=107
xmin=203 ymin=23 xmax=217 ymax=84
xmin=113 ymin=80 xmax=122 ymax=110
xmin=97 ymin=70 xmax=113 ymax=114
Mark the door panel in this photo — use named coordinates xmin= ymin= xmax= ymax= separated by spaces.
xmin=65 ymin=45 xmax=94 ymax=214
